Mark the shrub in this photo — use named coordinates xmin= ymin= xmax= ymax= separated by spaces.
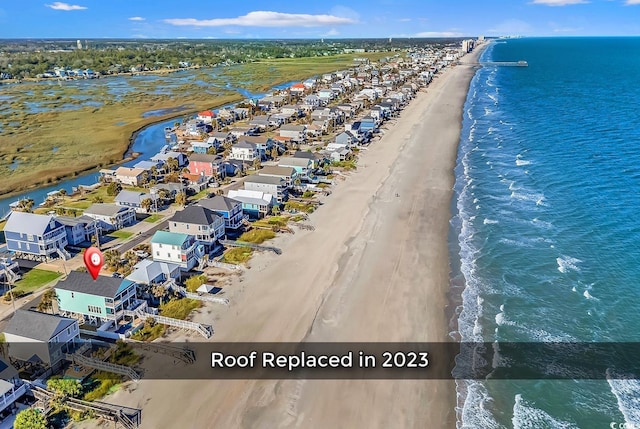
xmin=238 ymin=229 xmax=276 ymax=244
xmin=185 ymin=274 xmax=208 ymax=293
xmin=222 ymin=247 xmax=253 ymax=264
xmin=160 ymin=298 xmax=200 ymax=320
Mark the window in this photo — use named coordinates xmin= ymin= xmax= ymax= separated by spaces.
xmin=71 ymin=292 xmax=75 ymax=299
xmin=167 ymin=252 xmax=171 ymax=258
xmin=156 ymin=251 xmax=160 ymax=256
xmin=173 ymin=222 xmax=177 ymax=227
xmin=67 ymin=328 xmax=71 ymax=335
xmin=87 ymin=305 xmax=102 ymax=314
xmin=186 ymin=224 xmax=189 ymax=230
xmin=27 ymin=234 xmax=34 ymax=241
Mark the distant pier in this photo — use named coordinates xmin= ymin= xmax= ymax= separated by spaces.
xmin=477 ymin=60 xmax=528 ymax=67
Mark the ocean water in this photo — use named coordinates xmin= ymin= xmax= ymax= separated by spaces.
xmin=452 ymin=38 xmax=640 ymax=428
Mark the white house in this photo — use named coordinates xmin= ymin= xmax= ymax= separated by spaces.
xmin=84 ymin=203 xmax=136 ymax=231
xmin=279 ymin=124 xmax=306 ymax=142
xmin=151 ymin=230 xmax=204 ymax=271
xmin=230 ymin=141 xmax=259 ymax=162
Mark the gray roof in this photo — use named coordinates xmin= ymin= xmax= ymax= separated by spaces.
xmin=4 ymin=309 xmax=76 ymax=342
xmin=244 ymin=175 xmax=284 ymax=185
xmin=259 ymin=166 xmax=296 ymax=177
xmin=294 ymin=151 xmax=319 ymax=161
xmin=126 ymin=259 xmax=180 ymax=284
xmin=84 ymin=203 xmax=132 ymax=217
xmin=198 ymin=195 xmax=240 ymax=212
xmin=280 ymin=124 xmax=306 ymax=132
xmin=170 ymin=205 xmax=223 ymax=226
xmin=189 ymin=153 xmax=219 ymax=163
xmin=115 ymin=190 xmax=155 ymax=205
xmin=56 ymin=215 xmax=97 ymax=227
xmin=55 ymin=271 xmax=132 ymax=298
xmin=5 ymin=212 xmax=62 ymax=235
xmin=234 ymin=141 xmax=257 ymax=150
xmin=278 ymin=157 xmax=312 ymax=168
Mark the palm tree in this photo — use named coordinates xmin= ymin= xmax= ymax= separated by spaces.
xmin=59 ymin=189 xmax=67 ymax=202
xmin=141 ymin=198 xmax=152 ymax=213
xmin=37 ymin=288 xmax=58 ymax=314
xmin=175 ymin=191 xmax=187 ymax=207
xmin=166 ymin=157 xmax=179 ymax=172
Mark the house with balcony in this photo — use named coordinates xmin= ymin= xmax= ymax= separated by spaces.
xmin=229 ymin=141 xmax=260 ymax=162
xmin=169 ymin=206 xmax=225 ymax=253
xmin=56 ymin=215 xmax=100 ymax=246
xmin=191 ymin=141 xmax=214 ymax=154
xmin=198 ymin=195 xmax=244 ymax=231
xmin=115 ymin=190 xmax=158 ymax=213
xmin=151 ymin=231 xmax=203 ymax=271
xmin=4 ymin=212 xmax=70 ymax=260
xmin=244 ymin=175 xmax=288 ymax=202
xmin=227 ymin=190 xmax=275 ymax=219
xmin=258 ymin=166 xmax=298 ymax=187
xmin=278 ymin=157 xmax=315 ymax=180
xmin=113 ymin=167 xmax=146 ymax=187
xmin=126 ymin=259 xmax=181 ymax=285
xmin=188 ymin=153 xmax=225 ymax=179
xmin=55 ymin=272 xmax=139 ymax=336
xmin=84 ymin=204 xmax=136 ymax=231
xmin=4 ymin=309 xmax=80 ymax=368
xmin=0 ymin=359 xmax=28 ymax=415
xmin=238 ymin=136 xmax=273 ymax=159
xmin=279 ymin=124 xmax=306 ymax=143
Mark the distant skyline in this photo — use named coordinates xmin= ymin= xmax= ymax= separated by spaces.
xmin=1 ymin=1 xmax=639 ymax=39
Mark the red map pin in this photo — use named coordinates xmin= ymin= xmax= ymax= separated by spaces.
xmin=84 ymin=247 xmax=103 ymax=280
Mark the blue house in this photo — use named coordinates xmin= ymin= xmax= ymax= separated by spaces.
xmin=198 ymin=195 xmax=244 ymax=231
xmin=4 ymin=212 xmax=70 ymax=260
xmin=56 ymin=215 xmax=100 ymax=246
xmin=115 ymin=190 xmax=158 ymax=213
xmin=360 ymin=117 xmax=377 ymax=132
xmin=191 ymin=141 xmax=214 ymax=154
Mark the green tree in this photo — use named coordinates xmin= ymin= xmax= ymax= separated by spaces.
xmin=59 ymin=188 xmax=67 ymax=201
xmin=141 ymin=198 xmax=153 ymax=212
xmin=252 ymin=158 xmax=261 ymax=170
xmin=270 ymin=147 xmax=279 ymax=159
xmin=106 ymin=181 xmax=121 ymax=196
xmin=47 ymin=378 xmax=82 ymax=398
xmin=166 ymin=157 xmax=179 ymax=172
xmin=271 ymin=205 xmax=281 ymax=215
xmin=175 ymin=191 xmax=187 ymax=207
xmin=92 ymin=195 xmax=104 ymax=203
xmin=14 ymin=409 xmax=47 ymax=429
xmin=103 ymin=249 xmax=121 ymax=270
xmin=37 ymin=288 xmax=58 ymax=314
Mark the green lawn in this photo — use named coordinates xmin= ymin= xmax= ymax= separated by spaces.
xmin=124 ymin=186 xmax=149 ymax=193
xmin=143 ymin=214 xmax=162 ymax=223
xmin=108 ymin=230 xmax=134 ymax=240
xmin=13 ymin=269 xmax=62 ymax=295
xmin=191 ymin=188 xmax=210 ymax=201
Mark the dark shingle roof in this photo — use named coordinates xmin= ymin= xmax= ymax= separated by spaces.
xmin=170 ymin=205 xmax=222 ymax=226
xmin=198 ymin=195 xmax=240 ymax=212
xmin=4 ymin=309 xmax=76 ymax=342
xmin=55 ymin=271 xmax=131 ymax=298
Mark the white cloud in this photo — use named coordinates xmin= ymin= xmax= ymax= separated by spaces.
xmin=530 ymin=0 xmax=588 ymax=5
xmin=128 ymin=16 xmax=145 ymax=21
xmin=414 ymin=31 xmax=463 ymax=37
xmin=323 ymin=28 xmax=340 ymax=36
xmin=398 ymin=18 xmax=412 ymax=22
xmin=163 ymin=11 xmax=356 ymax=28
xmin=625 ymin=0 xmax=640 ymax=4
xmin=45 ymin=2 xmax=87 ymax=10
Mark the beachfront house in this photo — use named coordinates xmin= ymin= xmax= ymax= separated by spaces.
xmin=258 ymin=166 xmax=298 ymax=187
xmin=115 ymin=190 xmax=158 ymax=213
xmin=114 ymin=167 xmax=146 ymax=187
xmin=56 ymin=215 xmax=100 ymax=246
xmin=227 ymin=190 xmax=275 ymax=219
xmin=151 ymin=231 xmax=204 ymax=271
xmin=198 ymin=195 xmax=244 ymax=231
xmin=4 ymin=310 xmax=80 ymax=369
xmin=55 ymin=271 xmax=138 ymax=327
xmin=169 ymin=206 xmax=225 ymax=252
xmin=293 ymin=151 xmax=320 ymax=169
xmin=84 ymin=203 xmax=136 ymax=231
xmin=188 ymin=153 xmax=225 ymax=179
xmin=335 ymin=131 xmax=358 ymax=148
xmin=4 ymin=212 xmax=70 ymax=260
xmin=126 ymin=259 xmax=181 ymax=285
xmin=277 ymin=157 xmax=314 ymax=180
xmin=279 ymin=124 xmax=306 ymax=143
xmin=244 ymin=175 xmax=288 ymax=202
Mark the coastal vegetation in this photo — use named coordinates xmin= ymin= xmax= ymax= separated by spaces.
xmin=223 ymin=247 xmax=253 ymax=264
xmin=238 ymin=229 xmax=276 ymax=244
xmin=0 ymin=47 xmax=390 ymax=197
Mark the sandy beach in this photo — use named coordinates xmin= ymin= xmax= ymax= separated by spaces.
xmin=103 ymin=44 xmax=485 ymax=429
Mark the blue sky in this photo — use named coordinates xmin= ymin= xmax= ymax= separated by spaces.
xmin=1 ymin=0 xmax=639 ymax=39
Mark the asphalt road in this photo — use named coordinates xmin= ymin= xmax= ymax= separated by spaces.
xmin=117 ymin=220 xmax=169 ymax=253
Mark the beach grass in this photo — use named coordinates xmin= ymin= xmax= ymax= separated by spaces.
xmin=108 ymin=230 xmax=134 ymax=240
xmin=160 ymin=298 xmax=201 ymax=320
xmin=284 ymin=201 xmax=316 ymax=214
xmin=238 ymin=229 xmax=276 ymax=244
xmin=222 ymin=247 xmax=253 ymax=264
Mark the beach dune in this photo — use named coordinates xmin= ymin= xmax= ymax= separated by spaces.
xmin=106 ymin=45 xmax=485 ymax=429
